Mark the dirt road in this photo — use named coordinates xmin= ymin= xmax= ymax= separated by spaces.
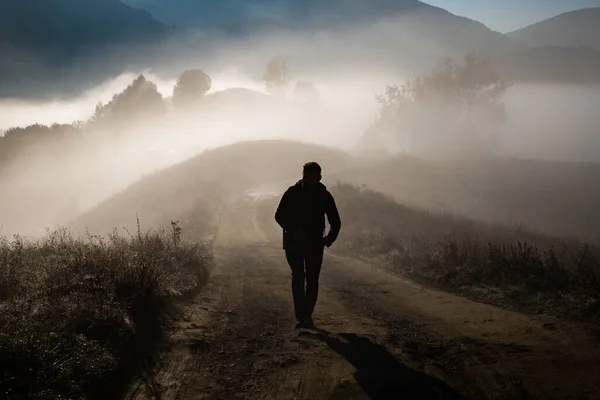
xmin=128 ymin=192 xmax=600 ymax=400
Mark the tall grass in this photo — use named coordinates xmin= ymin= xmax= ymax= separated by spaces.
xmin=331 ymin=183 xmax=600 ymax=319
xmin=0 ymin=225 xmax=211 ymax=399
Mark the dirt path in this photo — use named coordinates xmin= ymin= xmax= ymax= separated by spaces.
xmin=128 ymin=193 xmax=600 ymax=400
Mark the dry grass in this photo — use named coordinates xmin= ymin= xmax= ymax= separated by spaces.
xmin=331 ymin=183 xmax=600 ymax=319
xmin=0 ymin=224 xmax=211 ymax=399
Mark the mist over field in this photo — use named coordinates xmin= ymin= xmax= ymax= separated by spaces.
xmin=0 ymin=0 xmax=599 ymax=260
xmin=2 ymin=63 xmax=599 ymax=236
xmin=3 ymin=2 xmax=600 ymax=399
xmin=5 ymin=75 xmax=598 ymax=158
xmin=501 ymin=84 xmax=600 ymax=162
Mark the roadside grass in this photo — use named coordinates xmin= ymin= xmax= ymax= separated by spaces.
xmin=0 ymin=223 xmax=211 ymax=399
xmin=330 ymin=183 xmax=600 ymax=320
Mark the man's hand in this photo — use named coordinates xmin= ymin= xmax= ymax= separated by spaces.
xmin=323 ymin=236 xmax=334 ymax=248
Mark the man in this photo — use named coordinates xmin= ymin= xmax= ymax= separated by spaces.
xmin=275 ymin=162 xmax=341 ymax=328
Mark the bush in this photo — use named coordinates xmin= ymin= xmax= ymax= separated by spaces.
xmin=0 ymin=226 xmax=211 ymax=399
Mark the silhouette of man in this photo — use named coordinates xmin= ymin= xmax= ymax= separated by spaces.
xmin=275 ymin=162 xmax=341 ymax=328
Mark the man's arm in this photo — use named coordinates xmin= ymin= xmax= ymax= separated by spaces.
xmin=323 ymin=191 xmax=341 ymax=247
xmin=275 ymin=189 xmax=292 ymax=231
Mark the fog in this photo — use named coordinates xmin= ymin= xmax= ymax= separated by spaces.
xmin=0 ymin=66 xmax=389 ymax=236
xmin=1 ymin=11 xmax=600 ymax=238
xmin=0 ymin=69 xmax=268 ymax=132
xmin=501 ymin=84 xmax=600 ymax=162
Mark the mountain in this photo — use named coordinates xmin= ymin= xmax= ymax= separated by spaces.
xmin=494 ymin=45 xmax=600 ymax=83
xmin=0 ymin=0 xmax=178 ymax=98
xmin=124 ymin=0 xmax=521 ymax=55
xmin=507 ymin=8 xmax=600 ymax=50
xmin=0 ymin=0 xmax=171 ymax=51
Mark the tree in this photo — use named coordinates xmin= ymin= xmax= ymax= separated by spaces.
xmin=90 ymin=75 xmax=165 ymax=127
xmin=3 ymin=123 xmax=79 ymax=143
xmin=373 ymin=54 xmax=511 ymax=154
xmin=172 ymin=69 xmax=212 ymax=107
xmin=0 ymin=123 xmax=82 ymax=177
xmin=293 ymin=80 xmax=320 ymax=104
xmin=263 ymin=55 xmax=289 ymax=95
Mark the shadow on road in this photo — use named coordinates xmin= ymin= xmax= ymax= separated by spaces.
xmin=305 ymin=330 xmax=465 ymax=400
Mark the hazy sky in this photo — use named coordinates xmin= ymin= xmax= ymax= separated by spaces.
xmin=425 ymin=0 xmax=600 ymax=32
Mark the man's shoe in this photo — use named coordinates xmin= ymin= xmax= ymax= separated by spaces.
xmin=295 ymin=321 xmax=307 ymax=329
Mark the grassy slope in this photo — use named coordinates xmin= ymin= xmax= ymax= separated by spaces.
xmin=0 ymin=228 xmax=210 ymax=399
xmin=334 ymin=155 xmax=600 ymax=244
xmin=77 ymin=139 xmax=352 ymax=236
xmin=330 ymin=183 xmax=600 ymax=320
xmin=3 ymin=140 xmax=351 ymax=398
xmin=5 ymin=139 xmax=600 ymax=396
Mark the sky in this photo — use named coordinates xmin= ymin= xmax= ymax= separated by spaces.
xmin=425 ymin=0 xmax=600 ymax=32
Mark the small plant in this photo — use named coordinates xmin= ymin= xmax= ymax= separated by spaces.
xmin=171 ymin=220 xmax=182 ymax=246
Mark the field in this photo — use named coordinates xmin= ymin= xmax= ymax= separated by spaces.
xmin=3 ymin=0 xmax=600 ymax=396
xmin=0 ymin=226 xmax=210 ymax=399
xmin=2 ymin=140 xmax=600 ymax=399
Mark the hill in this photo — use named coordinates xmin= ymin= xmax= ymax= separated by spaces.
xmin=78 ymin=136 xmax=600 ymax=244
xmin=0 ymin=0 xmax=178 ymax=98
xmin=202 ymin=88 xmax=272 ymax=109
xmin=76 ymin=140 xmax=352 ymax=235
xmin=334 ymin=155 xmax=600 ymax=243
xmin=0 ymin=0 xmax=171 ymax=51
xmin=494 ymin=45 xmax=600 ymax=83
xmin=507 ymin=8 xmax=600 ymax=50
xmin=124 ymin=0 xmax=520 ymax=63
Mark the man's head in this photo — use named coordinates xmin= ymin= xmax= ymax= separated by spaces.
xmin=302 ymin=162 xmax=322 ymax=185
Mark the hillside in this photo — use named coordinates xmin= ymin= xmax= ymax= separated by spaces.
xmin=5 ymin=139 xmax=600 ymax=399
xmin=0 ymin=0 xmax=171 ymax=51
xmin=334 ymin=155 xmax=600 ymax=243
xmin=78 ymin=137 xmax=600 ymax=243
xmin=124 ymin=0 xmax=520 ymax=59
xmin=0 ymin=0 xmax=177 ymax=98
xmin=507 ymin=8 xmax=600 ymax=50
xmin=77 ymin=140 xmax=352 ymax=235
xmin=494 ymin=45 xmax=600 ymax=83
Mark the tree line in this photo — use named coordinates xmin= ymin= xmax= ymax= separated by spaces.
xmin=1 ymin=52 xmax=511 ymax=180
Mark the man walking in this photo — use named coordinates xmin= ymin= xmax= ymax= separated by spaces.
xmin=275 ymin=162 xmax=341 ymax=328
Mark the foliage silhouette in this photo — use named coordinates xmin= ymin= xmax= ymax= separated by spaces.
xmin=173 ymin=69 xmax=212 ymax=107
xmin=373 ymin=53 xmax=511 ymax=153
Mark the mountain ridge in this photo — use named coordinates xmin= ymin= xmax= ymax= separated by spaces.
xmin=123 ymin=0 xmax=521 ymax=54
xmin=0 ymin=0 xmax=181 ymax=98
xmin=507 ymin=7 xmax=600 ymax=50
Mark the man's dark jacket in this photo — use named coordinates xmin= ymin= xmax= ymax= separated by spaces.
xmin=275 ymin=180 xmax=341 ymax=249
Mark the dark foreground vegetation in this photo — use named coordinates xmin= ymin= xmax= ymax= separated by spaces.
xmin=331 ymin=184 xmax=600 ymax=320
xmin=0 ymin=225 xmax=211 ymax=399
